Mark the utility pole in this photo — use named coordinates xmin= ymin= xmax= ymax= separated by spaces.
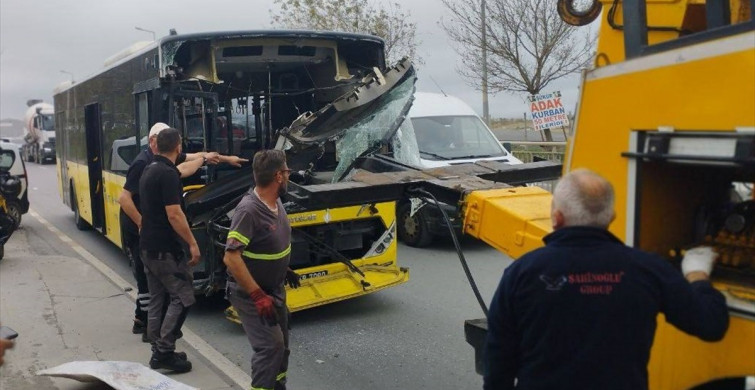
xmin=135 ymin=26 xmax=156 ymax=41
xmin=60 ymin=70 xmax=74 ymax=83
xmin=481 ymin=0 xmax=490 ymax=126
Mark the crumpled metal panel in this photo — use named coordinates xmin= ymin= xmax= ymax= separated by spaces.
xmin=281 ymin=59 xmax=415 ymax=145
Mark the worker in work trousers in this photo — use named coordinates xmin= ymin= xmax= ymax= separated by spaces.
xmin=139 ymin=127 xmax=201 ymax=373
xmin=224 ymin=149 xmax=301 ymax=390
xmin=119 ymin=122 xmax=247 ymax=339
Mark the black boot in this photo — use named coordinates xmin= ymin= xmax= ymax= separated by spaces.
xmin=149 ymin=351 xmax=192 ymax=373
xmin=132 ymin=318 xmax=146 ymax=334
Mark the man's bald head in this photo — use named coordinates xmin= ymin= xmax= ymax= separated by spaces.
xmin=552 ymin=169 xmax=615 ymax=229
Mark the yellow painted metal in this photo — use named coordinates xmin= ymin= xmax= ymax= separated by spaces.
xmin=463 ymin=186 xmax=553 ymax=260
xmin=594 ymin=0 xmax=688 ymax=67
xmin=464 ymin=2 xmax=755 ymax=386
xmin=287 ymin=260 xmax=409 ymax=313
xmin=649 ymin=309 xmax=755 ymax=390
xmin=66 ymin=161 xmax=93 ymax=226
xmin=567 ymin=6 xmax=755 ymax=387
xmin=570 ymin=37 xmax=755 ymax=242
xmin=102 ymin=171 xmax=125 ymax=247
xmin=593 ymin=0 xmax=751 ymax=68
xmin=286 ymin=201 xmax=409 ymax=312
xmin=225 ymin=201 xmax=409 ymax=321
xmin=212 ymin=38 xmax=352 ymax=81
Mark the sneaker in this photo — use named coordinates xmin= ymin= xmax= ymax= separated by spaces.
xmin=149 ymin=351 xmax=192 ymax=373
xmin=132 ymin=319 xmax=146 ymax=334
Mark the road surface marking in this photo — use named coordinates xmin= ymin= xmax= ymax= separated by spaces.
xmin=29 ymin=209 xmax=252 ymax=389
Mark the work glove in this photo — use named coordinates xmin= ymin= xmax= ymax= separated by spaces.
xmin=681 ymin=246 xmax=717 ymax=277
xmin=250 ymin=288 xmax=278 ymax=326
xmin=285 ymin=268 xmax=301 ymax=289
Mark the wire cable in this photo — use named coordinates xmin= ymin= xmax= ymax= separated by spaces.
xmin=410 ymin=188 xmax=489 ymax=316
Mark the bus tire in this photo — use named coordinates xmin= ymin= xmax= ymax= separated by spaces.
xmin=71 ymin=187 xmax=90 ymax=231
xmin=397 ymin=203 xmax=433 ymax=247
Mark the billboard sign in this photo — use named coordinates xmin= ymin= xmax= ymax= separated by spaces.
xmin=529 ymin=91 xmax=569 ymax=132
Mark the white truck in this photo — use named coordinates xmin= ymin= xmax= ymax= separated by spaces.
xmin=22 ymin=100 xmax=56 ymax=164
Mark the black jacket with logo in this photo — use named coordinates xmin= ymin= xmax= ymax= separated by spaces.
xmin=483 ymin=226 xmax=729 ymax=390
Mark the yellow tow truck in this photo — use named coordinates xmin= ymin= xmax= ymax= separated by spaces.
xmin=462 ymin=0 xmax=755 ymax=387
xmin=287 ymin=0 xmax=754 ymax=387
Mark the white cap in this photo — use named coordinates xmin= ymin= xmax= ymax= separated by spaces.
xmin=149 ymin=122 xmax=170 ymax=138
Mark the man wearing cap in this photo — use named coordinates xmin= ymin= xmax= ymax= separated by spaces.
xmin=118 ymin=122 xmax=247 ymax=339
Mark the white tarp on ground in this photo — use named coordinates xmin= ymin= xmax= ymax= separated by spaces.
xmin=37 ymin=361 xmax=198 ymax=390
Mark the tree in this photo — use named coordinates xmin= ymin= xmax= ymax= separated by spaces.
xmin=441 ymin=0 xmax=593 ymax=140
xmin=271 ymin=0 xmax=419 ymax=64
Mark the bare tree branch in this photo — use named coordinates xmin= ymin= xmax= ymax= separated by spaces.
xmin=271 ymin=0 xmax=419 ymax=64
xmin=441 ymin=0 xmax=595 ymax=95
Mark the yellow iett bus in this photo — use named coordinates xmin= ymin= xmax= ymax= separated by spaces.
xmin=53 ymin=30 xmax=409 ymax=311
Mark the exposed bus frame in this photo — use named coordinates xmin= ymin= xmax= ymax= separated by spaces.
xmin=54 ymin=30 xmax=412 ymax=312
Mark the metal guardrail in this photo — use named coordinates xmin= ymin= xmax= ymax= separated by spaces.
xmin=502 ymin=141 xmax=566 ymax=163
xmin=501 ymin=141 xmax=567 ymax=192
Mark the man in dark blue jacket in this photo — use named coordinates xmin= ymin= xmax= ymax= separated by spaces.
xmin=483 ymin=169 xmax=729 ymax=390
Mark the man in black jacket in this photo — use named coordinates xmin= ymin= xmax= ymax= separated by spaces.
xmin=483 ymin=169 xmax=729 ymax=390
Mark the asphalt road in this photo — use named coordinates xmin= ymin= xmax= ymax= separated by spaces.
xmin=22 ymin=161 xmax=514 ymax=390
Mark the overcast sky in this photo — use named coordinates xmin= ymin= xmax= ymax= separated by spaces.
xmin=0 ymin=0 xmax=585 ymax=120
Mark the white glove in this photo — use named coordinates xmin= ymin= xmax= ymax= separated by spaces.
xmin=681 ymin=246 xmax=717 ymax=276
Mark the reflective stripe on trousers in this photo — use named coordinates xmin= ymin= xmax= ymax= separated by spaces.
xmin=227 ymin=282 xmax=289 ymax=390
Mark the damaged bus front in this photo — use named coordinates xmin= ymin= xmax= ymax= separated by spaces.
xmin=160 ymin=31 xmax=416 ymax=312
xmin=56 ymin=30 xmax=411 ymax=313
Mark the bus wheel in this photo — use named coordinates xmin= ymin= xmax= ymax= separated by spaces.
xmin=71 ymin=188 xmax=90 ymax=231
xmin=397 ymin=203 xmax=433 ymax=247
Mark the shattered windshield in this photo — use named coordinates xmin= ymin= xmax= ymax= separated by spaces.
xmin=391 ymin=119 xmax=421 ymax=168
xmin=332 ymin=72 xmax=417 ymax=181
xmin=412 ymin=115 xmax=505 ymax=160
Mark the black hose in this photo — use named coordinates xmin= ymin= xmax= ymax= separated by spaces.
xmin=410 ymin=188 xmax=488 ymax=317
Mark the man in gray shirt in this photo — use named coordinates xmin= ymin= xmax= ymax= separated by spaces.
xmin=224 ymin=149 xmax=300 ymax=390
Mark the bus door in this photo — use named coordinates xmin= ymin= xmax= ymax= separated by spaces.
xmin=84 ymin=103 xmax=105 ymax=232
xmin=170 ymin=91 xmax=219 ymax=183
xmin=170 ymin=91 xmax=219 ymax=153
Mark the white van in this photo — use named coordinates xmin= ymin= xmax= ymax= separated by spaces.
xmin=396 ymin=92 xmax=522 ymax=246
xmin=410 ymin=92 xmax=521 ymax=168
